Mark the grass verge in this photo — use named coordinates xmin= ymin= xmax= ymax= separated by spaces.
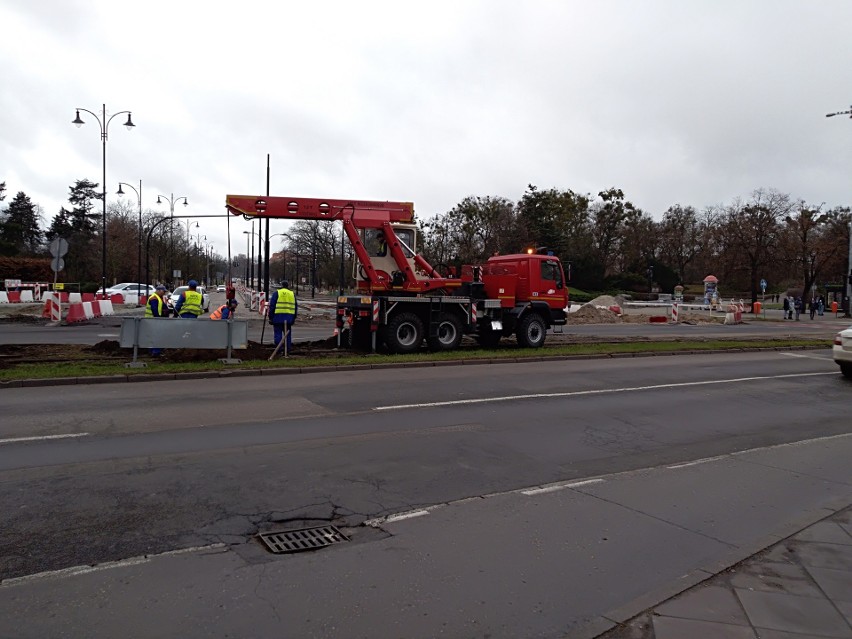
xmin=0 ymin=338 xmax=832 ymax=382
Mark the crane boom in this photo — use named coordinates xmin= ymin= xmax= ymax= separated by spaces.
xmin=225 ymin=195 xmax=414 ymax=225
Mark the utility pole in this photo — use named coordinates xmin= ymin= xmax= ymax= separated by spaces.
xmin=826 ymin=105 xmax=852 ymax=317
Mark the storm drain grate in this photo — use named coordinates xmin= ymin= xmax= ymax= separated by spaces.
xmin=258 ymin=525 xmax=349 ymax=554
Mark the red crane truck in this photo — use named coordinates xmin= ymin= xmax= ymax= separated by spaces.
xmin=225 ymin=195 xmax=569 ymax=353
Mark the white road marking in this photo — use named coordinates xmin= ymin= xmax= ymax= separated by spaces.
xmin=385 ymin=510 xmax=430 ymax=523
xmin=779 ymin=352 xmax=834 ymax=361
xmin=0 ymin=433 xmax=90 ymax=445
xmin=374 ymin=372 xmax=837 ymax=411
xmin=667 ymin=455 xmax=725 ymax=469
xmin=97 ymin=333 xmax=118 ymax=337
xmin=521 ymin=478 xmax=604 ymax=495
xmin=0 ymin=544 xmax=225 ymax=588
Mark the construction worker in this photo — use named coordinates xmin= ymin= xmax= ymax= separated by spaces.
xmin=375 ymin=230 xmax=388 ymax=257
xmin=268 ymin=279 xmax=297 ymax=351
xmin=175 ymin=280 xmax=203 ymax=319
xmin=210 ymin=298 xmax=238 ymax=320
xmin=145 ymin=285 xmax=168 ymax=356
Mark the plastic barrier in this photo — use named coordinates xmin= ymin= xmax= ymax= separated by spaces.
xmin=649 ymin=315 xmax=668 ymax=323
xmin=110 ymin=294 xmax=123 ymax=304
xmin=81 ymin=301 xmax=95 ymax=319
xmin=19 ymin=290 xmax=34 ymax=303
xmin=69 ymin=292 xmax=82 ymax=304
xmin=59 ymin=292 xmax=69 ymax=303
xmin=99 ymin=299 xmax=115 ymax=316
xmin=670 ymin=303 xmax=679 ymax=323
xmin=66 ymin=303 xmax=87 ymax=323
xmin=82 ymin=293 xmax=95 ymax=302
xmin=0 ymin=292 xmax=8 ymax=303
xmin=42 ymin=297 xmax=61 ymax=321
xmin=7 ymin=291 xmax=21 ymax=303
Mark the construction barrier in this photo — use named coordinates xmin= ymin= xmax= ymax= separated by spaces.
xmin=99 ymin=300 xmax=115 ymax=316
xmin=41 ymin=297 xmax=61 ymax=322
xmin=19 ymin=290 xmax=34 ymax=303
xmin=6 ymin=291 xmax=21 ymax=303
xmin=65 ymin=303 xmax=87 ymax=323
xmin=670 ymin=302 xmax=679 ymax=323
xmin=0 ymin=292 xmax=8 ymax=303
xmin=69 ymin=292 xmax=82 ymax=304
xmin=82 ymin=293 xmax=96 ymax=302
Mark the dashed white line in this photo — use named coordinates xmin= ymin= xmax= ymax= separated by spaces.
xmin=385 ymin=510 xmax=430 ymax=523
xmin=667 ymin=456 xmax=725 ymax=469
xmin=374 ymin=372 xmax=836 ymax=411
xmin=0 ymin=544 xmax=225 ymax=588
xmin=779 ymin=352 xmax=834 ymax=361
xmin=0 ymin=433 xmax=90 ymax=445
xmin=521 ymin=478 xmax=605 ymax=495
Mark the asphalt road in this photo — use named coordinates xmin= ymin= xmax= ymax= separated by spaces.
xmin=0 ymin=350 xmax=850 ymax=636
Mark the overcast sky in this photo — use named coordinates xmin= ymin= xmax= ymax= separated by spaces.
xmin=2 ymin=0 xmax=851 ymax=259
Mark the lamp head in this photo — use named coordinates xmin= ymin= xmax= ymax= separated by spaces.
xmin=116 ymin=184 xmax=125 ymax=196
xmin=156 ymin=196 xmax=162 ymax=205
xmin=124 ymin=113 xmax=135 ymax=130
xmin=72 ymin=110 xmax=84 ymax=128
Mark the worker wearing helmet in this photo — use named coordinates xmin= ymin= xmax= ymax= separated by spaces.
xmin=210 ymin=298 xmax=238 ymax=320
xmin=268 ymin=279 xmax=297 ymax=351
xmin=145 ymin=284 xmax=168 ymax=356
xmin=175 ymin=279 xmax=203 ymax=318
xmin=375 ymin=231 xmax=388 ymax=257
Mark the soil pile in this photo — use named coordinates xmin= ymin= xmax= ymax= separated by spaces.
xmin=566 ymin=305 xmax=621 ymax=324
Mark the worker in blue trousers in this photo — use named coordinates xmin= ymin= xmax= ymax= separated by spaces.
xmin=175 ymin=280 xmax=203 ymax=319
xmin=268 ymin=280 xmax=297 ymax=351
xmin=145 ymin=284 xmax=168 ymax=356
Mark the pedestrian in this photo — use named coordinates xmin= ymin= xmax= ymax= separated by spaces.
xmin=268 ymin=279 xmax=297 ymax=352
xmin=783 ymin=296 xmax=790 ymax=319
xmin=809 ymin=298 xmax=816 ymax=320
xmin=794 ymin=297 xmax=802 ymax=321
xmin=175 ymin=279 xmax=204 ymax=319
xmin=145 ymin=284 xmax=168 ymax=356
xmin=818 ymin=296 xmax=825 ymax=316
xmin=226 ymin=281 xmax=236 ymax=301
xmin=210 ymin=298 xmax=238 ymax=320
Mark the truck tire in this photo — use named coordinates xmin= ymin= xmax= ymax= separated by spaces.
xmin=382 ymin=312 xmax=424 ymax=354
xmin=516 ymin=313 xmax=546 ymax=348
xmin=427 ymin=312 xmax=463 ymax=351
xmin=476 ymin=326 xmax=502 ymax=348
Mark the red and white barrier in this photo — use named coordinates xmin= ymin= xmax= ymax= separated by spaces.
xmin=41 ymin=296 xmax=62 ymax=321
xmin=99 ymin=299 xmax=115 ymax=316
xmin=670 ymin=303 xmax=679 ymax=323
xmin=0 ymin=292 xmax=8 ymax=304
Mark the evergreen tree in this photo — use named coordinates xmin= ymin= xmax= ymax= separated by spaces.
xmin=0 ymin=191 xmax=43 ymax=256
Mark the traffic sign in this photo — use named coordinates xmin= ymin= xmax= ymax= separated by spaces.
xmin=50 ymin=256 xmax=65 ymax=273
xmin=760 ymin=278 xmax=767 ymax=292
xmin=49 ymin=237 xmax=69 ymax=258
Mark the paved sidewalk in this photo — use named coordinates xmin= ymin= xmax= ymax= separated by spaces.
xmin=599 ymin=506 xmax=852 ymax=638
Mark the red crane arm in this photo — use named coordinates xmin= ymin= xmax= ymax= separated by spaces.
xmin=225 ymin=195 xmax=414 ymax=225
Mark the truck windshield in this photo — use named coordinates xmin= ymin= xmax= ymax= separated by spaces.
xmin=541 ymin=261 xmax=563 ymax=288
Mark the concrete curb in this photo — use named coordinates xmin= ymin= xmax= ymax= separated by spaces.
xmin=0 ymin=345 xmax=834 ymax=390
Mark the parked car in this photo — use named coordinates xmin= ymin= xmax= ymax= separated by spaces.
xmin=168 ymin=285 xmax=210 ymax=314
xmin=833 ymin=326 xmax=852 ymax=378
xmin=216 ymin=284 xmax=226 ymax=293
xmin=103 ymin=283 xmax=156 ymax=300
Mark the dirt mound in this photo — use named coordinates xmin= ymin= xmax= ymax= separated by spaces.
xmin=86 ymin=340 xmax=122 ymax=354
xmin=566 ymin=305 xmax=622 ymax=324
xmin=587 ymin=294 xmax=624 ymax=308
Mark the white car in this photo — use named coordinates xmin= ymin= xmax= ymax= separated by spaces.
xmin=216 ymin=285 xmax=226 ymax=293
xmin=168 ymin=285 xmax=211 ymax=314
xmin=833 ymin=326 xmax=852 ymax=378
xmin=103 ymin=283 xmax=156 ymax=299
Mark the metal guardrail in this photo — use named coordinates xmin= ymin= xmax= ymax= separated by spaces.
xmin=119 ymin=318 xmax=248 ymax=367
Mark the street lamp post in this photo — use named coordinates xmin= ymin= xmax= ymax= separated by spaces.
xmin=183 ymin=220 xmax=199 ymax=281
xmin=116 ymin=180 xmax=143 ymax=304
xmin=826 ymin=105 xmax=852 ymax=317
xmin=156 ymin=193 xmax=189 ymax=285
xmin=243 ymin=227 xmax=263 ymax=289
xmin=72 ymin=104 xmax=136 ymax=297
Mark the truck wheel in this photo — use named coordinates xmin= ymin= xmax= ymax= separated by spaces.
xmin=516 ymin=313 xmax=546 ymax=348
xmin=383 ymin=312 xmax=424 ymax=354
xmin=476 ymin=326 xmax=502 ymax=348
xmin=841 ymin=362 xmax=852 ymax=379
xmin=427 ymin=312 xmax=463 ymax=351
